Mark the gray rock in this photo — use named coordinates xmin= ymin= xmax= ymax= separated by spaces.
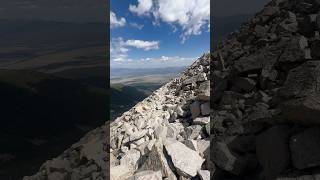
xmin=190 ymin=101 xmax=201 ymax=119
xmin=197 ymin=139 xmax=210 ymax=158
xmin=197 ymin=170 xmax=210 ymax=180
xmin=185 ymin=125 xmax=203 ymax=140
xmin=200 ymin=102 xmax=210 ymax=116
xmin=131 ymin=171 xmax=162 ymax=180
xmin=111 ymin=165 xmax=134 ymax=180
xmin=154 ymin=125 xmax=167 ymax=140
xmin=183 ymin=139 xmax=198 ymax=151
xmin=139 ymin=142 xmax=177 ymax=180
xmin=290 ymin=127 xmax=320 ymax=169
xmin=198 ymin=81 xmax=210 ymax=101
xmin=120 ymin=149 xmax=141 ymax=171
xmin=164 ymin=139 xmax=204 ymax=177
xmin=193 ymin=117 xmax=210 ymax=125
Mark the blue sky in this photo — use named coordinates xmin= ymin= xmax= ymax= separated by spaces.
xmin=110 ymin=0 xmax=210 ymax=68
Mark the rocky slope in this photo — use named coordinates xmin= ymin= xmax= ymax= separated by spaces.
xmin=23 ymin=53 xmax=211 ymax=180
xmin=211 ymin=0 xmax=320 ymax=179
xmin=22 ymin=0 xmax=320 ymax=179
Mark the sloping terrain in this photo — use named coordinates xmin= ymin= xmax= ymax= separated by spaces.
xmin=24 ymin=53 xmax=210 ymax=180
xmin=211 ymin=0 xmax=320 ymax=179
xmin=21 ymin=0 xmax=320 ymax=179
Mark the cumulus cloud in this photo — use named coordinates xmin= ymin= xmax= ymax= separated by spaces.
xmin=125 ymin=39 xmax=159 ymax=50
xmin=130 ymin=22 xmax=144 ymax=30
xmin=111 ymin=37 xmax=160 ymax=62
xmin=129 ymin=0 xmax=210 ymax=43
xmin=129 ymin=0 xmax=153 ymax=16
xmin=110 ymin=11 xmax=126 ymax=28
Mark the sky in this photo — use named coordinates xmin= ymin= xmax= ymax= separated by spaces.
xmin=213 ymin=0 xmax=271 ymax=17
xmin=110 ymin=0 xmax=210 ymax=69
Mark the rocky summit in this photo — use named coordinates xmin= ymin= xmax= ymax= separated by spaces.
xmin=211 ymin=0 xmax=320 ymax=179
xmin=23 ymin=53 xmax=211 ymax=180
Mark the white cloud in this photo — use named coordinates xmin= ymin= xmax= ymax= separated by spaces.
xmin=129 ymin=0 xmax=210 ymax=43
xmin=110 ymin=37 xmax=129 ymax=62
xmin=130 ymin=22 xmax=144 ymax=30
xmin=125 ymin=39 xmax=159 ymax=50
xmin=110 ymin=11 xmax=126 ymax=28
xmin=111 ymin=37 xmax=160 ymax=62
xmin=129 ymin=0 xmax=153 ymax=16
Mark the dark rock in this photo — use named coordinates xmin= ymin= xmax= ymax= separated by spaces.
xmin=278 ymin=36 xmax=310 ymax=63
xmin=279 ymin=61 xmax=320 ymax=124
xmin=211 ymin=141 xmax=247 ymax=175
xmin=256 ymin=126 xmax=291 ymax=180
xmin=290 ymin=127 xmax=320 ymax=170
xmin=190 ymin=101 xmax=201 ymax=119
xmin=232 ymin=77 xmax=256 ymax=92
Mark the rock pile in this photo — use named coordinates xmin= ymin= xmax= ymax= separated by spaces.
xmin=23 ymin=53 xmax=211 ymax=180
xmin=110 ymin=53 xmax=211 ymax=180
xmin=211 ymin=0 xmax=320 ymax=179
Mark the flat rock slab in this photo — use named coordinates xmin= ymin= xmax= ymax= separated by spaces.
xmin=193 ymin=117 xmax=210 ymax=125
xmin=290 ymin=127 xmax=320 ymax=169
xmin=164 ymin=139 xmax=204 ymax=177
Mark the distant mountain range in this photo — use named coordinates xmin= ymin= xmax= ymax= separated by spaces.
xmin=111 ymin=66 xmax=186 ymax=79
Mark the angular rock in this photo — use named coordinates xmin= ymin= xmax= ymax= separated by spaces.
xmin=278 ymin=36 xmax=310 ymax=62
xmin=197 ymin=139 xmax=210 ymax=158
xmin=164 ymin=139 xmax=204 ymax=177
xmin=211 ymin=141 xmax=247 ymax=175
xmin=185 ymin=125 xmax=203 ymax=140
xmin=139 ymin=142 xmax=177 ymax=180
xmin=110 ymin=165 xmax=133 ymax=180
xmin=198 ymin=81 xmax=210 ymax=101
xmin=183 ymin=139 xmax=198 ymax=151
xmin=193 ymin=117 xmax=210 ymax=125
xmin=131 ymin=170 xmax=162 ymax=180
xmin=120 ymin=149 xmax=141 ymax=171
xmin=190 ymin=101 xmax=201 ymax=119
xmin=279 ymin=61 xmax=320 ymax=124
xmin=200 ymin=102 xmax=210 ymax=116
xmin=197 ymin=170 xmax=210 ymax=180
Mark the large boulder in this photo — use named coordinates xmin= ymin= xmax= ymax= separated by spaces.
xmin=279 ymin=61 xmax=320 ymax=124
xmin=164 ymin=139 xmax=204 ymax=177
